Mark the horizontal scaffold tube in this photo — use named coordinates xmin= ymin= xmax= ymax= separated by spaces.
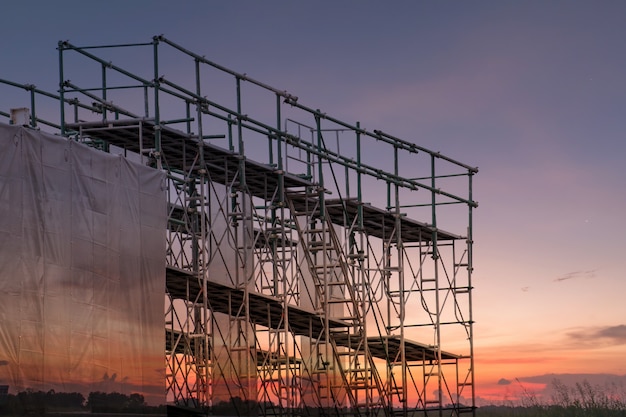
xmin=60 ymin=38 xmax=478 ymax=208
xmin=157 ymin=35 xmax=476 ymax=173
xmin=0 ymin=78 xmax=100 ymax=112
xmin=155 ymin=35 xmax=299 ymax=103
xmin=155 ymin=76 xmax=478 ymax=207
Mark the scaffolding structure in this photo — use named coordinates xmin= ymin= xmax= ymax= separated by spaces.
xmin=2 ymin=36 xmax=477 ymax=417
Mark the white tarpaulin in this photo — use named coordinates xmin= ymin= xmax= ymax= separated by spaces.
xmin=0 ymin=123 xmax=166 ymax=411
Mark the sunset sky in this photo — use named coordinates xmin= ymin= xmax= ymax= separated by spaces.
xmin=2 ymin=0 xmax=626 ymax=405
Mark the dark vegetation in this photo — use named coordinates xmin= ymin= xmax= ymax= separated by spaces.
xmin=1 ymin=379 xmax=624 ymax=416
xmin=477 ymin=379 xmax=626 ymax=416
xmin=0 ymin=389 xmax=165 ymax=415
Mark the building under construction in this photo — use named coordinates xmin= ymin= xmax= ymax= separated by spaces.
xmin=0 ymin=36 xmax=478 ymax=416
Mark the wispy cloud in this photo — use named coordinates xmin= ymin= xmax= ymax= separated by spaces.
xmin=554 ymin=269 xmax=597 ymax=282
xmin=519 ymin=373 xmax=626 ymax=387
xmin=567 ymin=324 xmax=626 ymax=345
xmin=596 ymin=325 xmax=626 ymax=342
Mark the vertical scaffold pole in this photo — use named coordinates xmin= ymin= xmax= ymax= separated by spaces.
xmin=195 ymin=59 xmax=205 ymax=167
xmin=194 ymin=55 xmax=210 ymax=407
xmin=58 ymin=41 xmax=65 ymax=136
xmin=468 ymin=170 xmax=476 ymax=415
xmin=274 ymin=93 xmax=283 ymax=296
xmin=29 ymin=87 xmax=37 ymax=128
xmin=277 ymin=94 xmax=283 ymax=172
xmin=315 ymin=111 xmax=324 ymax=210
xmin=356 ymin=124 xmax=366 ymax=400
xmin=101 ymin=63 xmax=107 ymax=121
xmin=152 ymin=36 xmax=162 ymax=170
xmin=275 ymin=92 xmax=292 ymax=415
xmin=144 ymin=86 xmax=149 ymax=118
xmin=237 ymin=75 xmax=255 ymax=403
xmin=430 ymin=153 xmax=443 ymax=416
xmin=356 ymin=122 xmax=362 ymax=230
xmin=185 ymin=101 xmax=191 ymax=135
xmin=236 ymin=77 xmax=245 ymax=185
xmin=394 ymin=145 xmax=407 ymax=416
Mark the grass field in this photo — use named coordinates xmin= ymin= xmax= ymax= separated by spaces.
xmin=477 ymin=379 xmax=626 ymax=416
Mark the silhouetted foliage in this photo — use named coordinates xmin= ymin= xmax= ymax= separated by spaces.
xmin=210 ymin=396 xmax=258 ymax=416
xmin=477 ymin=378 xmax=626 ymax=416
xmin=0 ymin=389 xmax=85 ymax=414
xmin=0 ymin=389 xmax=165 ymax=415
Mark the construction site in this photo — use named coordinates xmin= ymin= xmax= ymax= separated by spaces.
xmin=0 ymin=36 xmax=478 ymax=417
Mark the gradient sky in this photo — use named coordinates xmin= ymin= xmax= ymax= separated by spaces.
xmin=2 ymin=0 xmax=626 ymax=405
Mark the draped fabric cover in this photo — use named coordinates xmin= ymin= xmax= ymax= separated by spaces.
xmin=0 ymin=124 xmax=166 ymax=406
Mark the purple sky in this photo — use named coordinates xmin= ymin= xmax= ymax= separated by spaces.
xmin=2 ymin=0 xmax=626 ymax=403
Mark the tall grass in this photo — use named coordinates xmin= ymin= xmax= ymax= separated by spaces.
xmin=477 ymin=378 xmax=626 ymax=416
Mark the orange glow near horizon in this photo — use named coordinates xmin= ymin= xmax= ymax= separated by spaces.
xmin=166 ymin=339 xmax=626 ymax=408
xmin=472 ymin=338 xmax=626 ymax=405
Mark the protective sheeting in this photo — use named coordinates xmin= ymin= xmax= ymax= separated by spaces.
xmin=0 ymin=123 xmax=166 ymax=410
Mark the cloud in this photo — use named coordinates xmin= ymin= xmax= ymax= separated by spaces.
xmin=596 ymin=325 xmax=626 ymax=341
xmin=519 ymin=373 xmax=626 ymax=387
xmin=515 ymin=373 xmax=626 ymax=404
xmin=497 ymin=378 xmax=512 ymax=385
xmin=554 ymin=269 xmax=597 ymax=282
xmin=567 ymin=324 xmax=626 ymax=345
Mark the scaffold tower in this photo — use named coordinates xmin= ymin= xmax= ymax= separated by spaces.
xmin=1 ymin=36 xmax=478 ymax=417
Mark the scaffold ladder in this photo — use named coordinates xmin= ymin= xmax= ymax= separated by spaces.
xmin=286 ymin=189 xmax=388 ymax=416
